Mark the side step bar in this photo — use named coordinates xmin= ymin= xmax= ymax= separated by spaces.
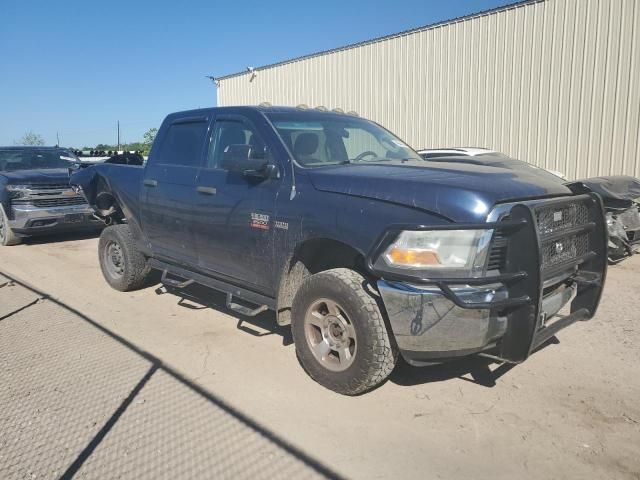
xmin=226 ymin=293 xmax=268 ymax=317
xmin=149 ymin=258 xmax=276 ymax=313
xmin=161 ymin=270 xmax=194 ymax=289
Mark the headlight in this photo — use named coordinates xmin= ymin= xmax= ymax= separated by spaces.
xmin=5 ymin=185 xmax=31 ymax=199
xmin=377 ymin=229 xmax=493 ymax=278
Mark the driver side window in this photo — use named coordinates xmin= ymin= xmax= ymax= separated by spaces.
xmin=206 ymin=120 xmax=267 ymax=170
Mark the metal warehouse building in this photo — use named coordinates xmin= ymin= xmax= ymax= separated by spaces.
xmin=215 ymin=0 xmax=640 ymax=180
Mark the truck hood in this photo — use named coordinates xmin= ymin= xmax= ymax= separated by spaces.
xmin=307 ymin=161 xmax=573 ymax=222
xmin=0 ymin=168 xmax=72 ymax=185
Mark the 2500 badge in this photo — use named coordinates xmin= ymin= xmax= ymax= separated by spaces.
xmin=250 ymin=213 xmax=270 ymax=230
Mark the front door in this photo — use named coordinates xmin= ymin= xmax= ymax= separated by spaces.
xmin=192 ymin=115 xmax=283 ymax=294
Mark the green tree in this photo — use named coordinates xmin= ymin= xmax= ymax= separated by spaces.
xmin=95 ymin=144 xmax=114 ymax=151
xmin=16 ymin=131 xmax=45 ymax=146
xmin=143 ymin=128 xmax=158 ymax=146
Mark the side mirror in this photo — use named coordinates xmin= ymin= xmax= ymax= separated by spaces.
xmin=222 ymin=144 xmax=274 ymax=179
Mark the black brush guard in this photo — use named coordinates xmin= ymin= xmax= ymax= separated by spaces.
xmin=369 ymin=193 xmax=608 ymax=363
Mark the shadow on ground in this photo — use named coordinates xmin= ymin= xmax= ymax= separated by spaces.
xmin=22 ymin=228 xmax=103 ymax=245
xmin=152 ymin=281 xmax=536 ymax=390
xmin=156 ymin=283 xmax=294 ymax=346
xmin=0 ymin=271 xmax=339 ymax=480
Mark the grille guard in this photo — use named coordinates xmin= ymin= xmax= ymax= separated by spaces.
xmin=367 ymin=193 xmax=608 ymax=363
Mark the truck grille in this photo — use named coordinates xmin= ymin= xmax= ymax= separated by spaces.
xmin=10 ymin=184 xmax=88 ymax=209
xmin=22 ymin=196 xmax=87 ymax=208
xmin=536 ymin=202 xmax=589 ymax=236
xmin=23 ymin=183 xmax=71 ymax=192
xmin=540 ymin=232 xmax=590 ymax=268
xmin=535 ymin=200 xmax=592 ymax=271
xmin=487 ymin=198 xmax=596 ymax=273
xmin=487 ymin=229 xmax=508 ymax=271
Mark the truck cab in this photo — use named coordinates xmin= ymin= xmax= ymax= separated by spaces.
xmin=72 ymin=106 xmax=608 ymax=395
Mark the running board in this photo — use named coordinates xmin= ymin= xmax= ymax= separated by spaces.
xmin=226 ymin=293 xmax=268 ymax=317
xmin=148 ymin=258 xmax=276 ymax=311
xmin=161 ymin=270 xmax=194 ymax=289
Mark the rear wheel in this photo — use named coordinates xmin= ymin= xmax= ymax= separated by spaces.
xmin=291 ymin=268 xmax=397 ymax=395
xmin=0 ymin=205 xmax=22 ymax=246
xmin=98 ymin=224 xmax=152 ymax=291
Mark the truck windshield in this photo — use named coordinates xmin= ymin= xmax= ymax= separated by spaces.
xmin=267 ymin=112 xmax=423 ymax=167
xmin=0 ymin=149 xmax=79 ymax=172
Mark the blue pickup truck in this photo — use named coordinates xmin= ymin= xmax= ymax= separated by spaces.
xmin=72 ymin=106 xmax=608 ymax=395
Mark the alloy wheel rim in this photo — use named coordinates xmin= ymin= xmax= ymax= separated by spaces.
xmin=304 ymin=298 xmax=357 ymax=372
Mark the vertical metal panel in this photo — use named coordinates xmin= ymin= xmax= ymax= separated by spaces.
xmin=218 ymin=0 xmax=640 ymax=180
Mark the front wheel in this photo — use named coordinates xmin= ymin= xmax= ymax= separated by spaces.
xmin=291 ymin=268 xmax=397 ymax=395
xmin=98 ymin=224 xmax=152 ymax=291
xmin=0 ymin=205 xmax=22 ymax=246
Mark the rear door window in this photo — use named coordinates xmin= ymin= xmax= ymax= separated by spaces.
xmin=155 ymin=120 xmax=208 ymax=167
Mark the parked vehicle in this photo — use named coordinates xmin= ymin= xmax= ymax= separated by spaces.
xmin=103 ymin=151 xmax=145 ymax=166
xmin=417 ymin=147 xmax=567 ymax=180
xmin=0 ymin=146 xmax=102 ymax=246
xmin=77 ymin=151 xmax=146 ymax=166
xmin=418 ymin=148 xmax=639 ymax=263
xmin=72 ymin=106 xmax=608 ymax=395
xmin=569 ymin=176 xmax=640 ymax=263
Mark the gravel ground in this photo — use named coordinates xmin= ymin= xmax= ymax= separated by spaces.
xmin=0 ymin=232 xmax=639 ymax=480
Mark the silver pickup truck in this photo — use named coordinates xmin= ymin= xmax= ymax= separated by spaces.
xmin=0 ymin=147 xmax=102 ymax=246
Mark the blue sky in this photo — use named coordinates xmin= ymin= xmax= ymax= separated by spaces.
xmin=0 ymin=0 xmax=515 ymax=148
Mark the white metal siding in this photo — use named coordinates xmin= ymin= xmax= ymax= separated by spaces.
xmin=217 ymin=0 xmax=640 ymax=180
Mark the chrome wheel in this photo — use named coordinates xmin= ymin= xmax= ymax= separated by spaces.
xmin=304 ymin=298 xmax=357 ymax=372
xmin=104 ymin=240 xmax=124 ymax=278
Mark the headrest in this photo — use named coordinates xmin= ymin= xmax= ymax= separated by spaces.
xmin=293 ymin=133 xmax=319 ymax=156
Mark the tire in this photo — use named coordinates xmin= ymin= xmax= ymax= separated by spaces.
xmin=291 ymin=268 xmax=397 ymax=395
xmin=0 ymin=205 xmax=22 ymax=246
xmin=98 ymin=224 xmax=152 ymax=291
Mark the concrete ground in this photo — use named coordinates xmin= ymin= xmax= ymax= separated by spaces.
xmin=0 ymin=232 xmax=639 ymax=480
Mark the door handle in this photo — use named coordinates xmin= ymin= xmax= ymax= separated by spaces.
xmin=143 ymin=179 xmax=158 ymax=187
xmin=196 ymin=186 xmax=217 ymax=195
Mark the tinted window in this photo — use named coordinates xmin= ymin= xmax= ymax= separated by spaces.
xmin=155 ymin=121 xmax=208 ymax=167
xmin=206 ymin=120 xmax=267 ymax=169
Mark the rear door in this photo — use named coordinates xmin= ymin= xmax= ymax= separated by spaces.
xmin=140 ymin=115 xmax=210 ymax=265
xmin=192 ymin=114 xmax=283 ymax=294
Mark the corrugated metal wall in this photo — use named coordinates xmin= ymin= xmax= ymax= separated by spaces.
xmin=217 ymin=0 xmax=640 ymax=180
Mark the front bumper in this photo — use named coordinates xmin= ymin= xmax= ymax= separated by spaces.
xmin=372 ymin=194 xmax=607 ymax=365
xmin=9 ymin=203 xmax=102 ymax=235
xmin=379 ymin=280 xmax=577 ymax=365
